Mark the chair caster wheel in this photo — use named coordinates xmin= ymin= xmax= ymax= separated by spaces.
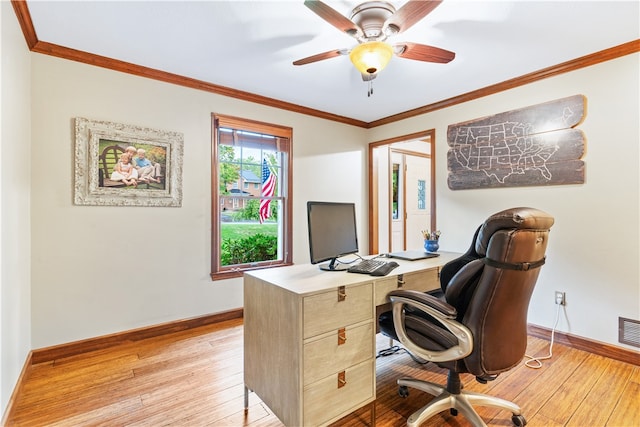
xmin=512 ymin=414 xmax=527 ymax=426
xmin=450 ymin=408 xmax=458 ymax=416
xmin=398 ymin=385 xmax=409 ymax=398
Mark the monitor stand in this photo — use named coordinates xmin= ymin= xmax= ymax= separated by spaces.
xmin=319 ymin=257 xmax=350 ymax=271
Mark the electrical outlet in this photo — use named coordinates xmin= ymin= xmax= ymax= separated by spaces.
xmin=555 ymin=291 xmax=566 ymax=305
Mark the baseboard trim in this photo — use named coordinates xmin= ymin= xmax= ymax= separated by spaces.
xmin=19 ymin=313 xmax=638 ymax=384
xmin=527 ymin=323 xmax=640 ymax=366
xmin=1 ymin=351 xmax=32 ymax=426
xmin=30 ymin=308 xmax=243 ymax=364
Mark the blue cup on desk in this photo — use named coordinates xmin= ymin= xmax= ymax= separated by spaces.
xmin=424 ymin=239 xmax=439 ymax=253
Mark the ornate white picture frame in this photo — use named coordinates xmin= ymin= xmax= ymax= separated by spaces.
xmin=74 ymin=117 xmax=184 ymax=206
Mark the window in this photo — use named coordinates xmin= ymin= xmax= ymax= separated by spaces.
xmin=417 ymin=179 xmax=426 ymax=209
xmin=211 ymin=114 xmax=293 ymax=280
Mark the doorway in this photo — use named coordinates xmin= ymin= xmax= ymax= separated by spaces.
xmin=368 ymin=130 xmax=436 ymax=255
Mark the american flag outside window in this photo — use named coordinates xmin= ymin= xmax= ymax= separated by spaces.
xmin=259 ymin=159 xmax=276 ymax=223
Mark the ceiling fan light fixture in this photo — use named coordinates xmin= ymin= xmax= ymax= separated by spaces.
xmin=349 ymin=41 xmax=393 ymax=75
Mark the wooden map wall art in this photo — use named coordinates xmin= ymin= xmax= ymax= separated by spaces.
xmin=447 ymin=94 xmax=586 ymax=190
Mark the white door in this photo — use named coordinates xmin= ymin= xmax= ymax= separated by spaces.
xmin=405 ymin=155 xmax=431 ymax=250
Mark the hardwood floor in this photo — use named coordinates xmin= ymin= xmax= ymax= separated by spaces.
xmin=7 ymin=318 xmax=639 ymax=426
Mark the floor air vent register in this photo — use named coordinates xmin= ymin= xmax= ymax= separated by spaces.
xmin=618 ymin=317 xmax=640 ymax=348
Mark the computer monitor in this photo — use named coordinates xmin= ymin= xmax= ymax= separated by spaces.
xmin=307 ymin=201 xmax=359 ymax=271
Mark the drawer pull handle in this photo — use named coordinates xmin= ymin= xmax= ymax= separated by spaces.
xmin=338 ymin=327 xmax=347 ymax=345
xmin=338 ymin=286 xmax=347 ymax=301
xmin=338 ymin=371 xmax=346 ymax=388
xmin=397 ymin=274 xmax=405 ymax=288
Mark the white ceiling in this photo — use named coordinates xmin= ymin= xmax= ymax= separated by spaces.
xmin=26 ymin=0 xmax=639 ymax=123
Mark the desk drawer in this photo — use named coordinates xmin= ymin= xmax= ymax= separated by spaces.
xmin=303 ymin=322 xmax=374 ymax=386
xmin=303 ymin=359 xmax=374 ymax=426
xmin=374 ymin=276 xmax=400 ymax=306
xmin=402 ymin=268 xmax=439 ymax=293
xmin=303 ymin=283 xmax=373 ymax=338
xmin=374 ymin=268 xmax=440 ymax=305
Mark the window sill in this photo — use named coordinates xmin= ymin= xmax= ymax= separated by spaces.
xmin=210 ymin=262 xmax=293 ymax=281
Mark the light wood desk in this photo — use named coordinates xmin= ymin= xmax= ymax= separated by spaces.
xmin=243 ymin=252 xmax=460 ymax=427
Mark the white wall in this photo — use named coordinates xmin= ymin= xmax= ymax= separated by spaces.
xmin=1 ymin=0 xmax=32 ymax=416
xmin=369 ymin=53 xmax=640 ymax=351
xmin=29 ymin=54 xmax=366 ymax=349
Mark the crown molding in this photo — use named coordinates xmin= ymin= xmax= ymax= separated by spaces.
xmin=367 ymin=39 xmax=640 ymax=128
xmin=9 ymin=0 xmax=367 ymax=128
xmin=10 ymin=1 xmax=640 ymax=129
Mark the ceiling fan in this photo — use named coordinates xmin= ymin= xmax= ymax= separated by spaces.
xmin=293 ymin=0 xmax=455 ymax=95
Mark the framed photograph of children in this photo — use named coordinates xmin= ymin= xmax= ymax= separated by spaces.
xmin=73 ymin=117 xmax=184 ymax=207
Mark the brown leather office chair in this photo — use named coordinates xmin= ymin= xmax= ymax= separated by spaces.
xmin=379 ymin=207 xmax=554 ymax=427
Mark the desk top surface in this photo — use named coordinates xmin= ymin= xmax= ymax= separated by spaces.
xmin=244 ymin=251 xmax=461 ymax=296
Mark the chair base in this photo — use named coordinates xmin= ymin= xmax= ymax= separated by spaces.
xmin=399 ymin=377 xmax=525 ymax=427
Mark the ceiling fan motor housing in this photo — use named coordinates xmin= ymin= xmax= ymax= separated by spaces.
xmin=349 ymin=1 xmax=396 ymax=40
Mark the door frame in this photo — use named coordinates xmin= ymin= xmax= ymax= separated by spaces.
xmin=368 ymin=129 xmax=436 ymax=255
xmin=391 ymin=149 xmax=431 ymax=251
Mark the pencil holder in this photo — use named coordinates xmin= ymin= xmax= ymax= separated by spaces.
xmin=424 ymin=239 xmax=439 ymax=253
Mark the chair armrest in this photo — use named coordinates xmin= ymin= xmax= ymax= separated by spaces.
xmin=388 ymin=289 xmax=473 ymax=363
xmin=387 ymin=289 xmax=457 ymax=317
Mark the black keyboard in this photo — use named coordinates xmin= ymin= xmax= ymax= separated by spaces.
xmin=348 ymin=260 xmax=399 ymax=276
xmin=348 ymin=259 xmax=385 ymax=273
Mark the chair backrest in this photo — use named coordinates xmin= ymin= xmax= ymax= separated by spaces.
xmin=443 ymin=207 xmax=554 ymax=377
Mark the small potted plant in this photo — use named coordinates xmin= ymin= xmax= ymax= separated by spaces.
xmin=422 ymin=229 xmax=441 ymax=253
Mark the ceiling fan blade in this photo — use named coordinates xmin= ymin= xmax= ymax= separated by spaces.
xmin=395 ymin=42 xmax=455 ymax=63
xmin=385 ymin=0 xmax=442 ymax=34
xmin=304 ymin=0 xmax=362 ymax=38
xmin=293 ymin=49 xmax=346 ymax=66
